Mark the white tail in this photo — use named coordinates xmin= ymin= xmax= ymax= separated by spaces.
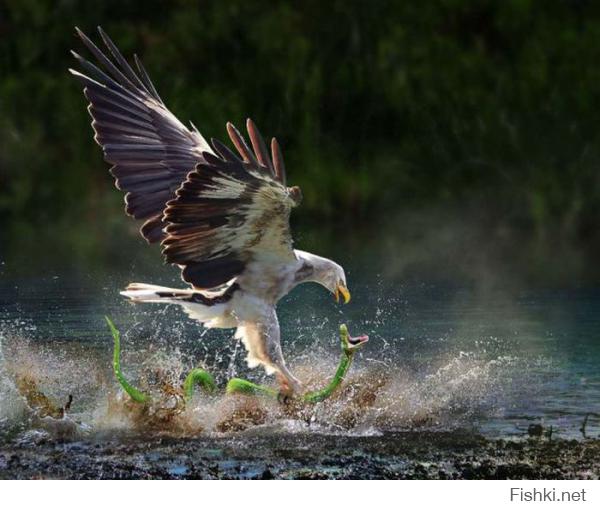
xmin=120 ymin=282 xmax=237 ymax=329
xmin=120 ymin=283 xmax=194 ymax=303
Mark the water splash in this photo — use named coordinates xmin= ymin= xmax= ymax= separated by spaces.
xmin=0 ymin=322 xmax=536 ymax=442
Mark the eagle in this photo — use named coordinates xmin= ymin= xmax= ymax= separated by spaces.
xmin=70 ymin=27 xmax=351 ymax=396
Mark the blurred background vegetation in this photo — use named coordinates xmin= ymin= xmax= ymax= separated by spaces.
xmin=1 ymin=0 xmax=600 ymax=287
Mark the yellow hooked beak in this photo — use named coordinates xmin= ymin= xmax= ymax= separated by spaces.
xmin=334 ymin=283 xmax=351 ymax=304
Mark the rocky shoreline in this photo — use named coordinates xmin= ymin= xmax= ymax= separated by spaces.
xmin=1 ymin=431 xmax=598 ymax=479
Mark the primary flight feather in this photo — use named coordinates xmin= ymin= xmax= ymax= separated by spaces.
xmin=70 ymin=27 xmax=350 ymax=394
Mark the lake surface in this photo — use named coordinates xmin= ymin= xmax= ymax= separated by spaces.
xmin=1 ymin=251 xmax=599 ymax=442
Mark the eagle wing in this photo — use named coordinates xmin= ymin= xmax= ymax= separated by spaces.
xmin=69 ymin=27 xmax=211 ymax=243
xmin=71 ymin=27 xmax=301 ymax=290
xmin=162 ymin=120 xmax=302 ymax=289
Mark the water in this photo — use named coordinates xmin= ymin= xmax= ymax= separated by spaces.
xmin=1 ymin=259 xmax=599 ymax=442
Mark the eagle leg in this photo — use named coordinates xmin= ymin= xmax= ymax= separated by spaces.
xmin=275 ymin=367 xmax=302 ymax=396
xmin=275 ymin=372 xmax=298 ymax=401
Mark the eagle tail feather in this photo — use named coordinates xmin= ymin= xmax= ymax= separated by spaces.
xmin=120 ymin=282 xmax=239 ymax=329
xmin=120 ymin=283 xmax=194 ymax=303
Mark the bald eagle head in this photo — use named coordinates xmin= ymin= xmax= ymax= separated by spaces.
xmin=323 ymin=261 xmax=350 ymax=304
xmin=294 ymin=251 xmax=351 ymax=304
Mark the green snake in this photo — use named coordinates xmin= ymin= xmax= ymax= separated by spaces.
xmin=106 ymin=317 xmax=368 ymax=405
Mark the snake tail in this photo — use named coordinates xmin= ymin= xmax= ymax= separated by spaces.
xmin=106 ymin=316 xmax=150 ymax=404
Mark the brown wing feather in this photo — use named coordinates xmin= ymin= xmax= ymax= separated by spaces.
xmin=71 ymin=28 xmax=297 ymax=288
xmin=70 ymin=27 xmax=211 ymax=243
xmin=162 ymin=122 xmax=300 ymax=289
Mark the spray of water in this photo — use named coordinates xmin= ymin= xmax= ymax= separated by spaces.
xmin=0 ymin=320 xmax=527 ymax=443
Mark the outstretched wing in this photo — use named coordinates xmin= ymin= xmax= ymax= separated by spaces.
xmin=69 ymin=27 xmax=211 ymax=243
xmin=162 ymin=119 xmax=302 ymax=289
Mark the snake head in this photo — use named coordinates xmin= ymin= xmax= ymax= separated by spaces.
xmin=339 ymin=324 xmax=369 ymax=354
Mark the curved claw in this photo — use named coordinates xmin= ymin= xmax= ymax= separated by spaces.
xmin=276 ymin=383 xmax=296 ymax=404
xmin=277 ymin=392 xmax=293 ymax=405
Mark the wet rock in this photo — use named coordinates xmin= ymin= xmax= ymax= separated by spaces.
xmin=1 ymin=431 xmax=599 ymax=479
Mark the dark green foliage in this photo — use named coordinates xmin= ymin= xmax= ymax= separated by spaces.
xmin=1 ymin=0 xmax=600 ymax=273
